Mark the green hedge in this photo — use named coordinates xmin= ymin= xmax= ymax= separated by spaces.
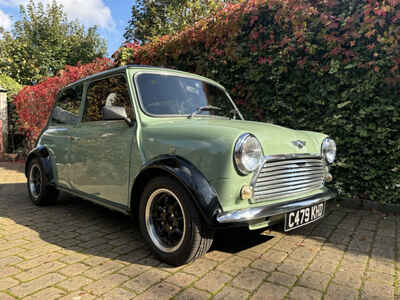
xmin=0 ymin=74 xmax=24 ymax=153
xmin=118 ymin=0 xmax=400 ymax=204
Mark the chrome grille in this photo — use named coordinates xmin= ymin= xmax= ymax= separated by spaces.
xmin=252 ymin=156 xmax=325 ymax=203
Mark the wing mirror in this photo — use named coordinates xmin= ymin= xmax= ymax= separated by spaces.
xmin=102 ymin=106 xmax=133 ymax=126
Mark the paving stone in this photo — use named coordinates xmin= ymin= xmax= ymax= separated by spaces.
xmin=84 ymin=273 xmax=129 ymax=296
xmin=368 ymin=259 xmax=395 ymax=275
xmin=194 ymin=270 xmax=231 ymax=293
xmin=17 ymin=252 xmax=64 ymax=270
xmin=277 ymin=258 xmax=307 ymax=276
xmin=184 ymin=258 xmax=218 ymax=277
xmin=289 ymin=247 xmax=316 ymax=262
xmin=262 ymin=249 xmax=288 ymax=263
xmin=118 ymin=263 xmax=150 ymax=277
xmin=0 ymin=292 xmax=15 ymax=300
xmin=325 ymin=283 xmax=359 ymax=300
xmin=308 ymin=260 xmax=338 ymax=274
xmin=250 ymin=282 xmax=289 ymax=300
xmin=102 ymin=287 xmax=135 ymax=300
xmin=8 ymin=273 xmax=65 ymax=298
xmin=333 ymin=268 xmax=363 ymax=289
xmin=364 ymin=271 xmax=396 ymax=284
xmin=231 ymin=268 xmax=267 ymax=291
xmin=134 ymin=282 xmax=180 ymax=300
xmin=59 ymin=291 xmax=96 ymax=300
xmin=0 ymin=256 xmax=24 ymax=268
xmin=0 ymin=278 xmax=19 ymax=291
xmin=251 ymin=258 xmax=278 ymax=272
xmin=288 ymin=286 xmax=322 ymax=300
xmin=123 ymin=268 xmax=170 ymax=293
xmin=266 ymin=271 xmax=297 ymax=287
xmin=57 ymin=275 xmax=93 ymax=291
xmin=215 ymin=256 xmax=251 ymax=276
xmin=165 ymin=272 xmax=197 ymax=287
xmin=205 ymin=250 xmax=232 ymax=262
xmin=298 ymin=270 xmax=330 ymax=291
xmin=362 ymin=280 xmax=395 ymax=299
xmin=15 ymin=261 xmax=65 ymax=281
xmin=83 ymin=261 xmax=124 ymax=280
xmin=176 ymin=287 xmax=210 ymax=300
xmin=59 ymin=263 xmax=91 ymax=277
xmin=0 ymin=267 xmax=20 ymax=279
xmin=58 ymin=253 xmax=88 ymax=264
xmin=24 ymin=287 xmax=66 ymax=300
xmin=214 ymin=285 xmax=250 ymax=300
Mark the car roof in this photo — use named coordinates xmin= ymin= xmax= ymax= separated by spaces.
xmin=62 ymin=65 xmax=223 ymax=91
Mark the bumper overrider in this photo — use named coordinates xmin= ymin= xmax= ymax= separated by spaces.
xmin=216 ymin=188 xmax=336 ymax=224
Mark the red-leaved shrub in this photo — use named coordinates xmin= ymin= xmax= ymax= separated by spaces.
xmin=14 ymin=58 xmax=114 ymax=149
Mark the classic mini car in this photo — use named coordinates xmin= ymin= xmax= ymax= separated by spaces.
xmin=25 ymin=65 xmax=336 ymax=265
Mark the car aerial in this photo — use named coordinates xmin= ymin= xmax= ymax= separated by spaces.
xmin=25 ymin=65 xmax=337 ymax=266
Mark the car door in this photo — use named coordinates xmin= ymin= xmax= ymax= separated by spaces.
xmin=41 ymin=85 xmax=83 ymax=189
xmin=69 ymin=74 xmax=135 ymax=209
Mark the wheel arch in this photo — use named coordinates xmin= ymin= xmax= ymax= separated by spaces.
xmin=130 ymin=155 xmax=222 ymax=227
xmin=25 ymin=146 xmax=55 ymax=185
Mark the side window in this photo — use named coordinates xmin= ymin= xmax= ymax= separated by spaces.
xmin=51 ymin=85 xmax=83 ymax=125
xmin=83 ymin=75 xmax=132 ymax=122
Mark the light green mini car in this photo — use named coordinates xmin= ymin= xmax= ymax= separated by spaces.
xmin=25 ymin=66 xmax=336 ymax=265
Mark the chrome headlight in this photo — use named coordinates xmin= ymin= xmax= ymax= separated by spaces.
xmin=234 ymin=133 xmax=263 ymax=175
xmin=321 ymin=138 xmax=336 ymax=164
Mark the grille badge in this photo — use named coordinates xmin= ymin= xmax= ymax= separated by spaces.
xmin=292 ymin=140 xmax=306 ymax=149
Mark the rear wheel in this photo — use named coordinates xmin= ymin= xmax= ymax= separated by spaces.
xmin=27 ymin=158 xmax=59 ymax=206
xmin=139 ymin=176 xmax=214 ymax=266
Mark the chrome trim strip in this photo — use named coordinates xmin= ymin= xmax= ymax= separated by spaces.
xmin=259 ymin=166 xmax=324 ymax=177
xmin=256 ymin=170 xmax=324 ymax=183
xmin=216 ymin=189 xmax=336 ymax=223
xmin=254 ymin=174 xmax=323 ymax=187
xmin=255 ymin=178 xmax=324 ymax=190
xmin=260 ymin=162 xmax=322 ymax=172
xmin=254 ymin=183 xmax=323 ymax=198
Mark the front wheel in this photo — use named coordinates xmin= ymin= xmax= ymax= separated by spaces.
xmin=139 ymin=176 xmax=214 ymax=266
xmin=27 ymin=158 xmax=59 ymax=206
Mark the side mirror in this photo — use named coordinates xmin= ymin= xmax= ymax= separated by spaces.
xmin=102 ymin=106 xmax=132 ymax=126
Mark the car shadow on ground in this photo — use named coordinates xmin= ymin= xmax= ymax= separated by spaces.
xmin=0 ymin=182 xmax=279 ymax=265
xmin=0 ymin=181 xmax=396 ymax=270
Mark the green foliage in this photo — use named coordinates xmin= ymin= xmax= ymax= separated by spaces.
xmin=0 ymin=73 xmax=22 ymax=96
xmin=114 ymin=0 xmax=400 ymax=204
xmin=0 ymin=0 xmax=107 ymax=85
xmin=124 ymin=0 xmax=240 ymax=44
xmin=0 ymin=74 xmax=24 ymax=152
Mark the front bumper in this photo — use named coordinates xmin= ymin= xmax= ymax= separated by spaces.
xmin=216 ymin=188 xmax=336 ymax=224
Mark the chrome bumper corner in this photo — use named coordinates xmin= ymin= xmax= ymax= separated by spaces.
xmin=216 ymin=189 xmax=336 ymax=224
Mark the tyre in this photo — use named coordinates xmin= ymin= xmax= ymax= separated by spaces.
xmin=139 ymin=176 xmax=214 ymax=266
xmin=27 ymin=158 xmax=59 ymax=206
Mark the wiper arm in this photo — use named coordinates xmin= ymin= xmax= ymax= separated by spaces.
xmin=188 ymin=105 xmax=222 ymax=119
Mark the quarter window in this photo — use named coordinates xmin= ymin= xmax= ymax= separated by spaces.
xmin=83 ymin=75 xmax=132 ymax=122
xmin=51 ymin=85 xmax=83 ymax=125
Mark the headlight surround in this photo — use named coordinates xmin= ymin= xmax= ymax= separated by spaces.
xmin=321 ymin=138 xmax=336 ymax=164
xmin=234 ymin=133 xmax=263 ymax=175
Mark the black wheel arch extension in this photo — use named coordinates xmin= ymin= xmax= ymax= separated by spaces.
xmin=25 ymin=146 xmax=55 ymax=185
xmin=131 ymin=155 xmax=222 ymax=227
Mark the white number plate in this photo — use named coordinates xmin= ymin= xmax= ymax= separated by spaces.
xmin=284 ymin=202 xmax=325 ymax=231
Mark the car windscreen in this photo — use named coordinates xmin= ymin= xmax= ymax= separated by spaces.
xmin=135 ymin=73 xmax=237 ymax=117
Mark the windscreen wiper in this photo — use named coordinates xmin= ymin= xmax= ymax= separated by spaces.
xmin=188 ymin=105 xmax=222 ymax=119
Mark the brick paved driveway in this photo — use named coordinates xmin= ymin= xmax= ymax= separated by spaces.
xmin=0 ymin=162 xmax=398 ymax=300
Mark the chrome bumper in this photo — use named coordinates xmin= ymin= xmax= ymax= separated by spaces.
xmin=216 ymin=189 xmax=336 ymax=224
